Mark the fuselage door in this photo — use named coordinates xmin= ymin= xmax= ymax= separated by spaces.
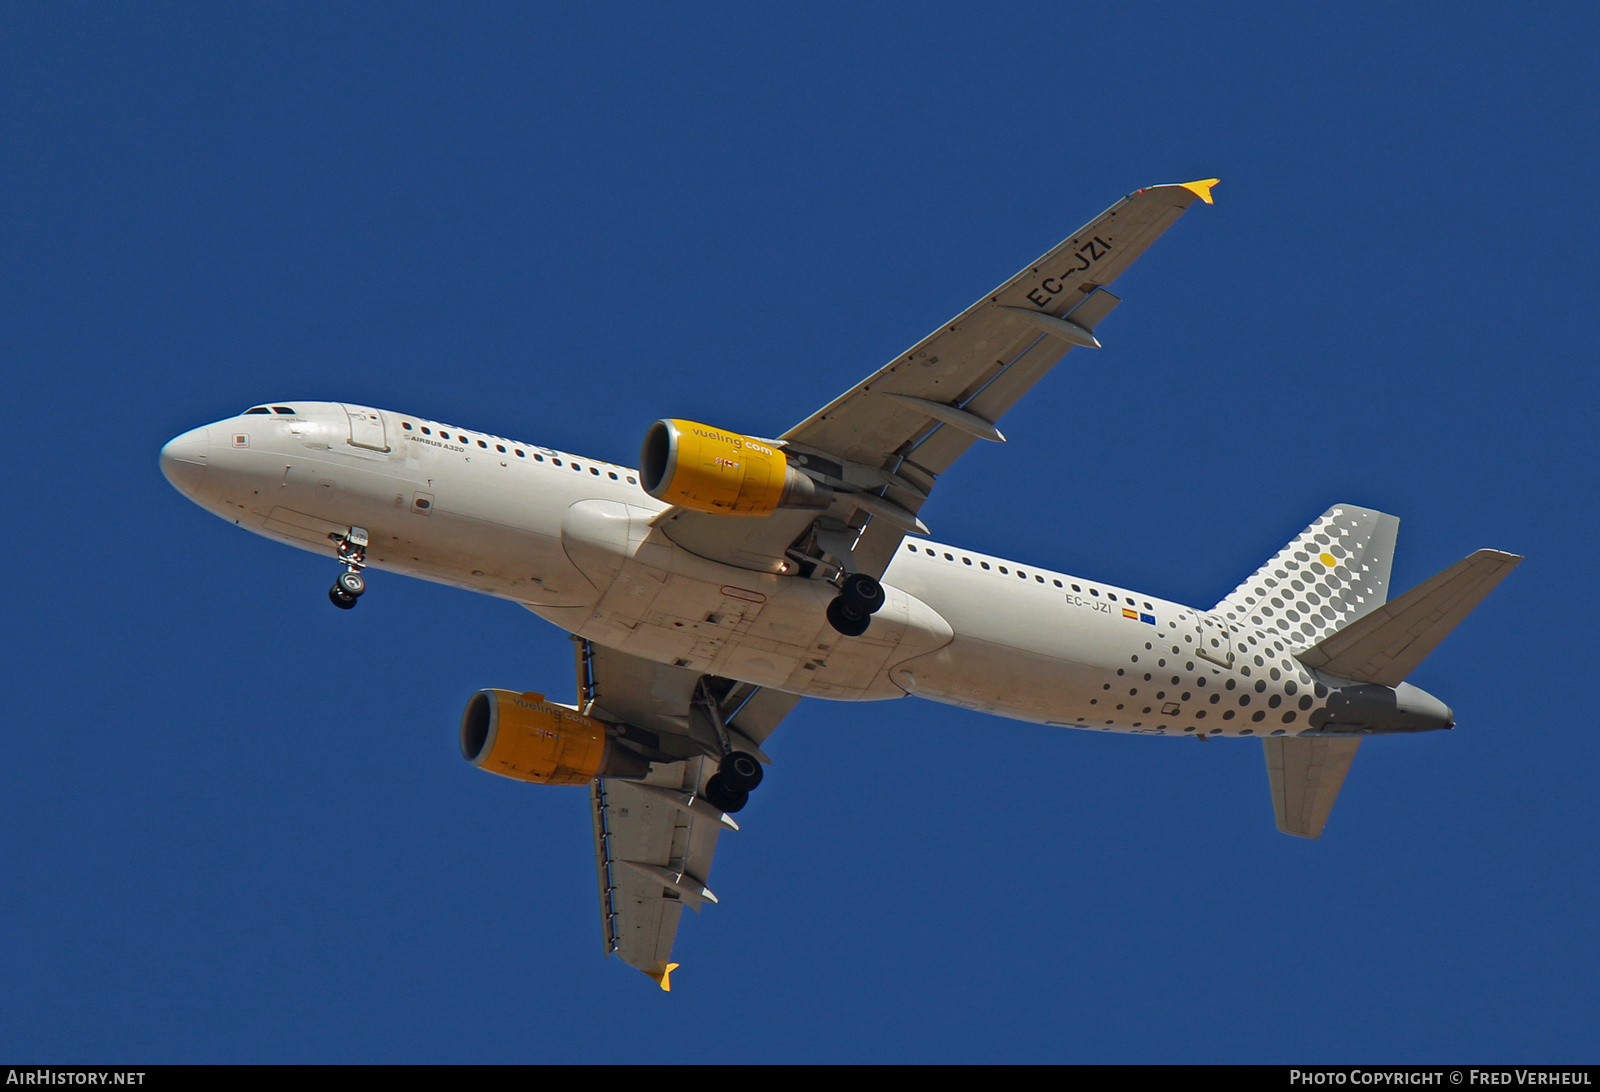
xmin=1196 ymin=612 xmax=1234 ymax=669
xmin=340 ymin=404 xmax=390 ymax=452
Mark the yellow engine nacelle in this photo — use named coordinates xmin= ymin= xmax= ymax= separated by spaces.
xmin=460 ymin=689 xmax=649 ymax=785
xmin=640 ymin=419 xmax=832 ymax=516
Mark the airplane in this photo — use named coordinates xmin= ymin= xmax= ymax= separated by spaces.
xmin=158 ymin=179 xmax=1520 ymax=990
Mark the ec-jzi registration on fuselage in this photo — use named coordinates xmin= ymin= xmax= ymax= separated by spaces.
xmin=160 ymin=180 xmax=1521 ymax=990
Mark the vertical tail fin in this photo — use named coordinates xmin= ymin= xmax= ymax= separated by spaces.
xmin=1214 ymin=505 xmax=1400 ymax=651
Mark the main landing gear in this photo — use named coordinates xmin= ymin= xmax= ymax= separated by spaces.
xmin=693 ymin=677 xmax=765 ymax=814
xmin=825 ymin=571 xmax=885 ymax=637
xmin=327 ymin=527 xmax=369 ymax=610
xmin=702 ymin=751 xmax=763 ymax=814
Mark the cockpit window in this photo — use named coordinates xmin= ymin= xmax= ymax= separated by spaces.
xmin=244 ymin=407 xmax=270 ymax=415
xmin=271 ymin=406 xmax=295 ymax=414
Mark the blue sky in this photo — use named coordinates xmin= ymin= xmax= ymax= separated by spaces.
xmin=3 ymin=3 xmax=1596 ymax=1062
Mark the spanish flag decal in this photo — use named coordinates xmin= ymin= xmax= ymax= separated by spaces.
xmin=1123 ymin=608 xmax=1156 ymax=625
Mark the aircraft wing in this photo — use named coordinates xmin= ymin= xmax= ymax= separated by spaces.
xmin=658 ymin=180 xmax=1218 ymax=576
xmin=581 ymin=641 xmax=801 ymax=988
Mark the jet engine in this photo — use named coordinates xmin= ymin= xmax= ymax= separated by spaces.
xmin=640 ymin=419 xmax=831 ymax=516
xmin=460 ymin=689 xmax=649 ymax=785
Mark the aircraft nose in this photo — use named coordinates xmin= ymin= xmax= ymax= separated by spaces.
xmin=160 ymin=426 xmax=211 ymax=495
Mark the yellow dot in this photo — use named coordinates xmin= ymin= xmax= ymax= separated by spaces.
xmin=1319 ymin=552 xmax=1337 ymax=567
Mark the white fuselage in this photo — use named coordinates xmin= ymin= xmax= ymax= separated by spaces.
xmin=159 ymin=401 xmax=1356 ymax=739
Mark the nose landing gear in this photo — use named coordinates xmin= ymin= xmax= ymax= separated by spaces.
xmin=327 ymin=527 xmax=369 ymax=610
xmin=825 ymin=571 xmax=885 ymax=637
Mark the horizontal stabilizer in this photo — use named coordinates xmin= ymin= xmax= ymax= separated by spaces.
xmin=1296 ymin=550 xmax=1522 ymax=686
xmin=1264 ymin=736 xmax=1361 ymax=840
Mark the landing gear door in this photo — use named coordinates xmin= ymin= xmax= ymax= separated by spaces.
xmin=340 ymin=404 xmax=390 ymax=453
xmin=1196 ymin=613 xmax=1234 ymax=669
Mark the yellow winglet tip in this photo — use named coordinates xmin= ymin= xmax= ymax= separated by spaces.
xmin=648 ymin=962 xmax=680 ymax=991
xmin=1180 ymin=178 xmax=1220 ymax=205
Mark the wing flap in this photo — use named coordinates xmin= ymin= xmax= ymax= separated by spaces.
xmin=579 ymin=643 xmax=803 ymax=984
xmin=593 ymin=757 xmax=721 ymax=982
xmin=784 ymin=182 xmax=1214 ymax=476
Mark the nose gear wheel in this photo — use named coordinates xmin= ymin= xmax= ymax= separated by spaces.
xmin=327 ymin=527 xmax=370 ymax=610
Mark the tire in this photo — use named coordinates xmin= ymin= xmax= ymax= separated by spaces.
xmin=840 ymin=572 xmax=886 ymax=614
xmin=336 ymin=571 xmax=366 ymax=596
xmin=328 ymin=586 xmax=358 ymax=609
xmin=719 ymin=751 xmax=764 ymax=792
xmin=702 ymin=774 xmax=749 ymax=814
xmin=826 ymin=595 xmax=871 ymax=637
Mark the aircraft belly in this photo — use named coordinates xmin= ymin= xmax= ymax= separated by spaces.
xmin=885 ymin=551 xmax=1158 ymax=727
xmin=555 ymin=504 xmax=953 ymax=698
xmin=891 ymin=635 xmax=1106 ymax=722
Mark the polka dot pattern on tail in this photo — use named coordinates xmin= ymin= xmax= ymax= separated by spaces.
xmin=1211 ymin=505 xmax=1398 ymax=652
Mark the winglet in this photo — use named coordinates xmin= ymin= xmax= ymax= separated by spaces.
xmin=647 ymin=962 xmax=680 ymax=991
xmin=1179 ymin=178 xmax=1220 ymax=205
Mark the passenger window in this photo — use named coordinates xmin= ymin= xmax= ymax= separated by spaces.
xmin=1035 ymin=575 xmax=1045 ymax=583
xmin=535 ymin=454 xmax=544 ymax=461
xmin=496 ymin=444 xmax=505 ymax=452
xmin=963 ymin=558 xmax=972 ymax=565
xmin=626 ymin=476 xmax=636 ymax=484
xmin=981 ymin=562 xmax=990 ymax=570
xmin=477 ymin=440 xmax=487 ymax=449
xmin=515 ymin=450 xmax=525 ymax=457
xmin=457 ymin=435 xmax=467 ymax=443
xmin=906 ymin=544 xmax=916 ymax=552
xmin=404 ymin=422 xmax=414 ymax=431
xmin=1091 ymin=589 xmax=1100 ymax=596
xmin=608 ymin=472 xmax=618 ymax=480
xmin=422 ymin=427 xmax=431 ymax=435
xmin=943 ymin=553 xmax=953 ymax=560
xmin=553 ymin=459 xmax=562 ymax=466
xmin=999 ymin=566 xmax=1008 ymax=574
xmin=1072 ymin=584 xmax=1081 ymax=592
xmin=590 ymin=467 xmax=600 ymax=475
xmin=1053 ymin=580 xmax=1062 ymax=587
